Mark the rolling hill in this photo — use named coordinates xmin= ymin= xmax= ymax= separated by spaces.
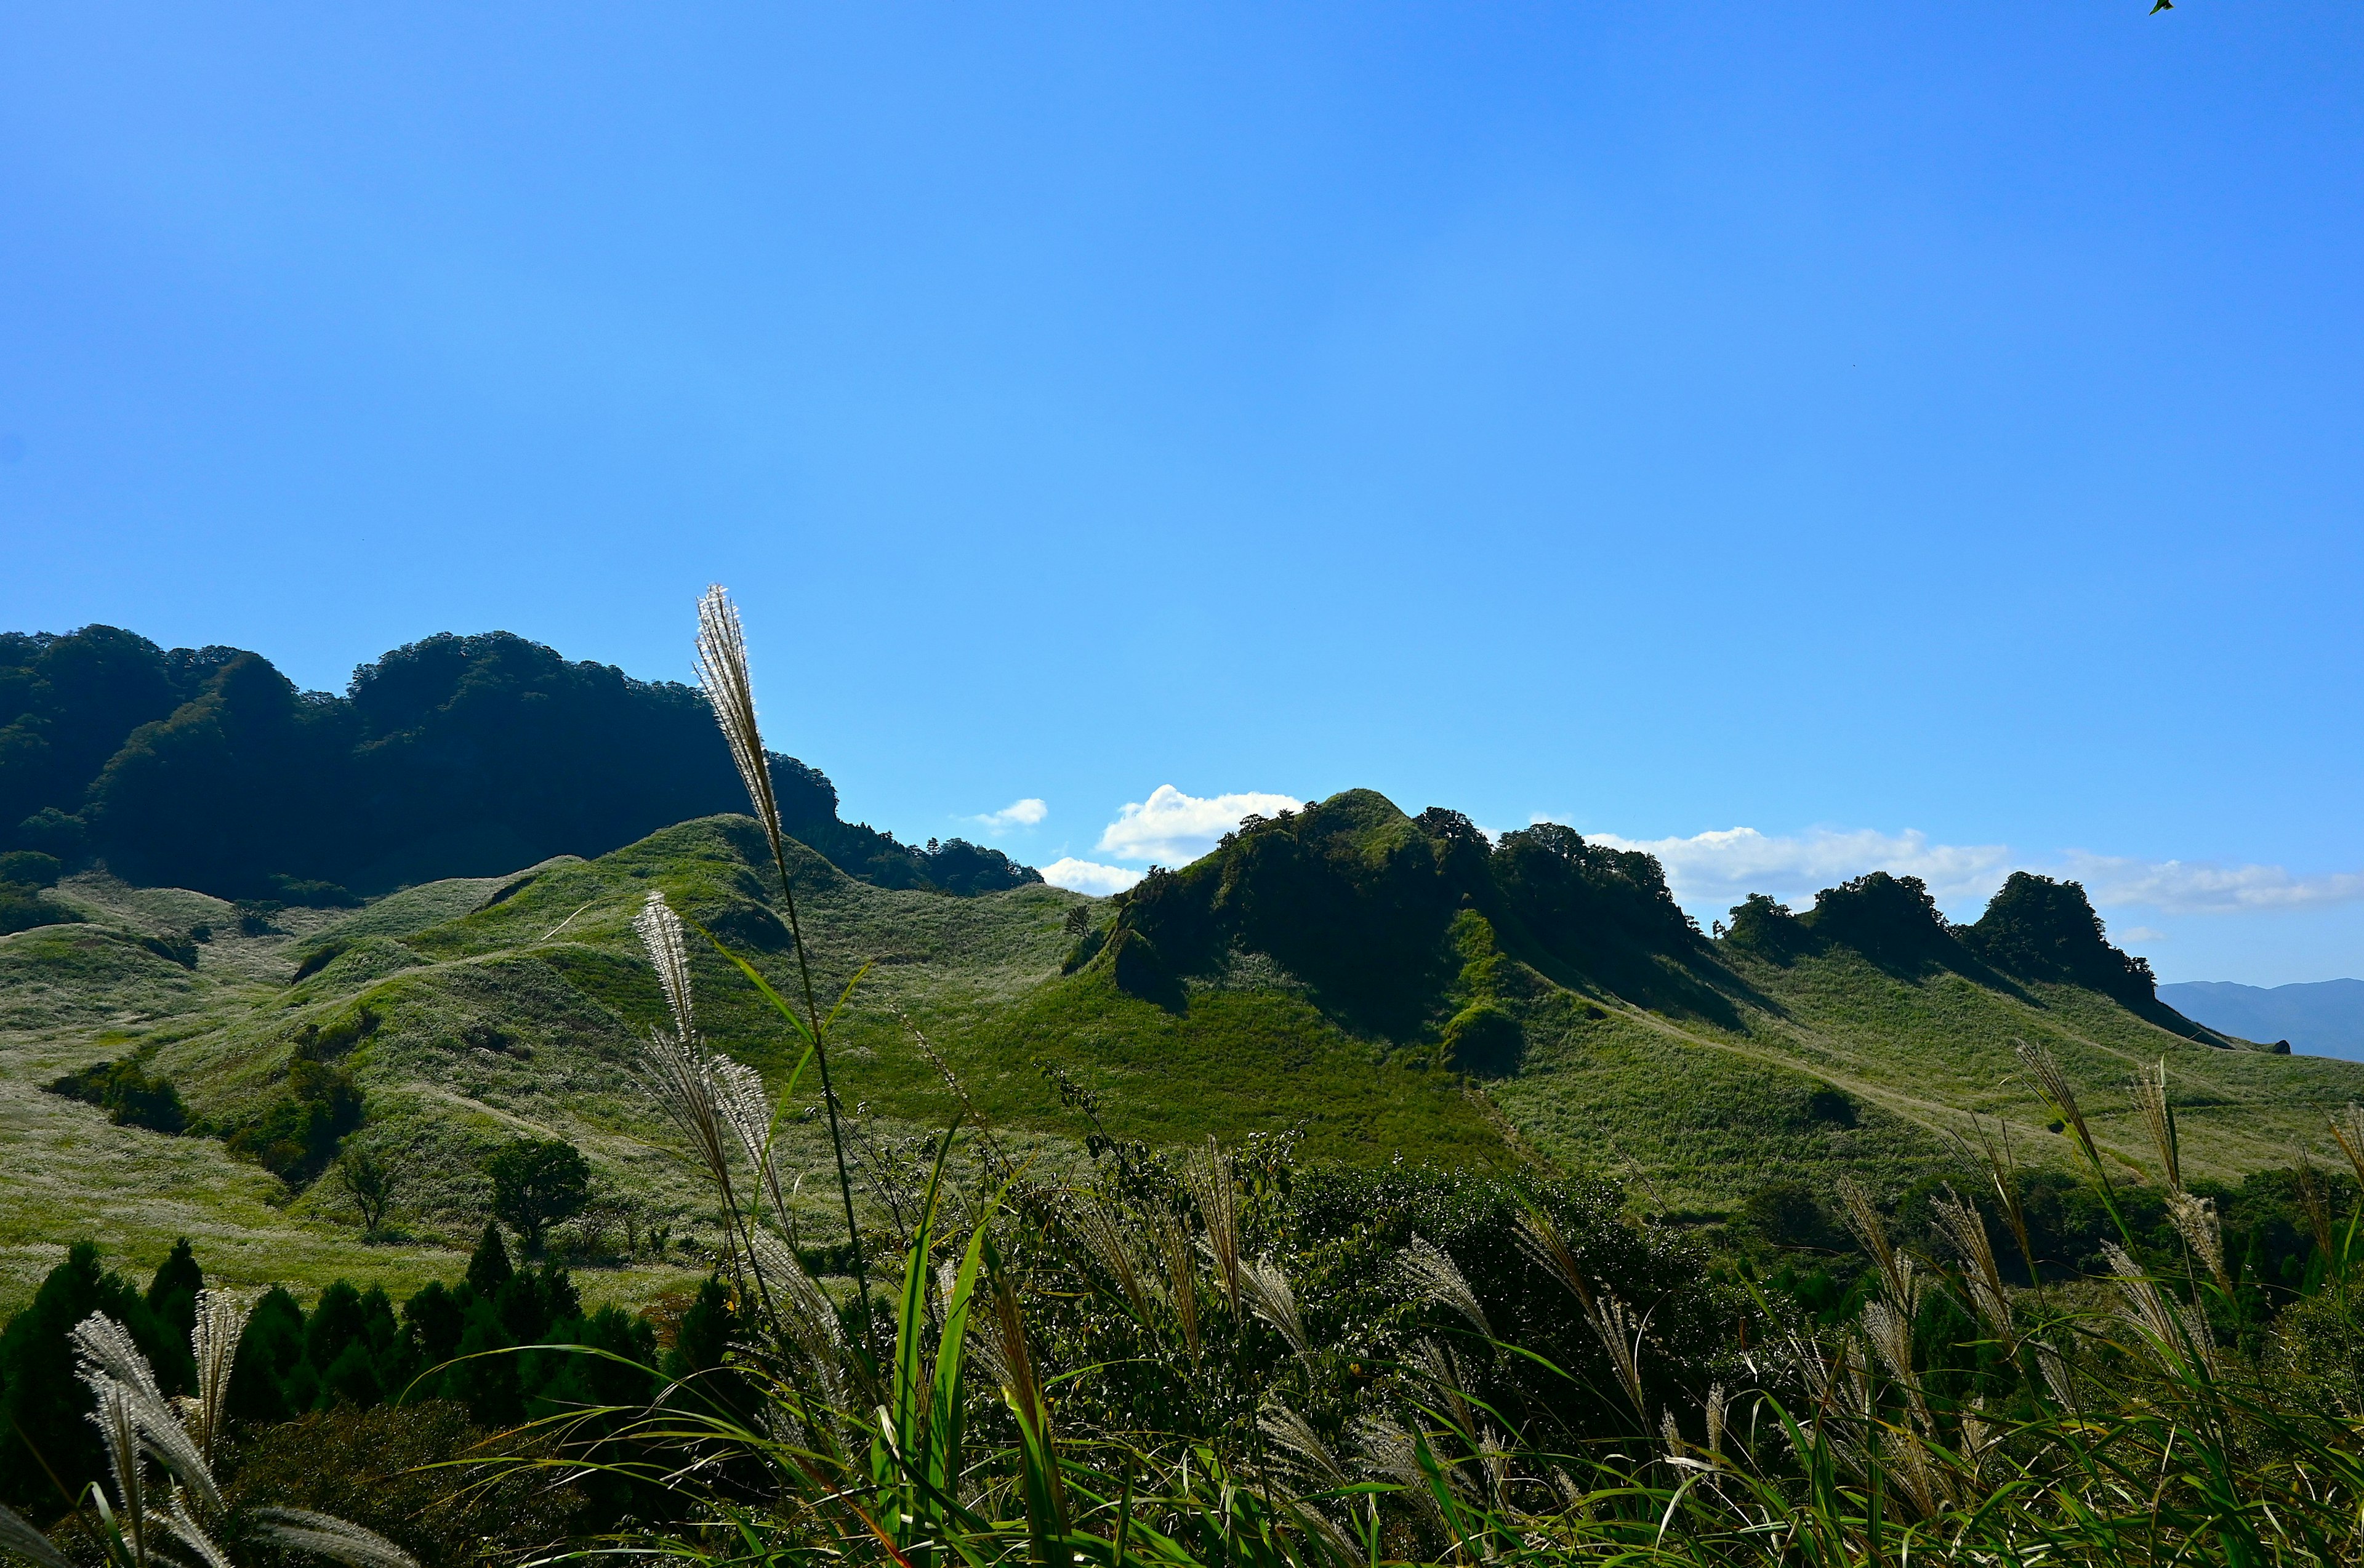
xmin=5 ymin=786 xmax=2357 ymax=1317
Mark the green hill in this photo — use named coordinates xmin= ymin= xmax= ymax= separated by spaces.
xmin=4 ymin=787 xmax=2355 ymax=1317
xmin=0 ymin=623 xmax=1035 ymax=901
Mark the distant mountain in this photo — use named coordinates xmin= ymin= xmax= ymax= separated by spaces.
xmin=2160 ymin=979 xmax=2364 ymax=1061
xmin=0 ymin=625 xmax=1036 ymax=901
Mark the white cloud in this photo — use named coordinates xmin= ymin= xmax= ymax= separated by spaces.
xmin=1582 ymin=824 xmax=2015 ymax=918
xmin=971 ymin=797 xmax=1048 ymax=832
xmin=1096 ymin=785 xmax=1303 ymax=865
xmin=1572 ymin=820 xmax=2364 ymax=924
xmin=1040 ymin=857 xmax=1144 ymax=896
xmin=2060 ymin=853 xmax=2364 ymax=915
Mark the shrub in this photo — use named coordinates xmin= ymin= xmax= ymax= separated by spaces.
xmin=226 ymin=1053 xmax=364 ymax=1183
xmin=44 ymin=1056 xmax=189 ymax=1133
xmin=0 ymin=848 xmax=61 ymax=885
xmin=0 ymin=878 xmax=79 ymax=935
xmin=1440 ymin=1000 xmax=1524 ymax=1075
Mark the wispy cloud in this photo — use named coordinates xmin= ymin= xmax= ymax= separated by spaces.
xmin=2061 ymin=853 xmax=2364 ymax=915
xmin=1096 ymin=785 xmax=1301 ymax=865
xmin=1583 ymin=825 xmax=2014 ymax=916
xmin=971 ymin=797 xmax=1048 ymax=832
xmin=1577 ymin=820 xmax=2364 ymax=923
xmin=1041 ymin=857 xmax=1144 ymax=896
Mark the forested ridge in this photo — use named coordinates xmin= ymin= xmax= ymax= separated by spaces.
xmin=0 ymin=624 xmax=1035 ymax=905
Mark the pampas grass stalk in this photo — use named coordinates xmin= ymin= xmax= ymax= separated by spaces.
xmin=2134 ymin=1058 xmax=2181 ymax=1191
xmin=695 ymin=584 xmax=871 ymax=1325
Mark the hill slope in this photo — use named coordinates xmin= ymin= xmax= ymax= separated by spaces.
xmin=4 ymin=788 xmax=2355 ymax=1313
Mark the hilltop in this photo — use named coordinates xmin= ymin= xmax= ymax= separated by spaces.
xmin=0 ymin=623 xmax=1035 ymax=902
xmin=4 ymin=786 xmax=2358 ymax=1316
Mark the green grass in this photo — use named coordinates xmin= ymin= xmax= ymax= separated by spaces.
xmin=9 ymin=803 xmax=2364 ymax=1319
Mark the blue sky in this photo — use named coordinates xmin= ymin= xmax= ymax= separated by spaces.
xmin=2 ymin=4 xmax=2360 ymax=984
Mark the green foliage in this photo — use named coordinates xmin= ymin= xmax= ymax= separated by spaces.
xmin=1802 ymin=869 xmax=1960 ymax=970
xmin=44 ymin=1055 xmax=189 ymax=1133
xmin=486 ymin=1137 xmax=593 ymax=1253
xmin=225 ymin=1053 xmax=365 ymax=1184
xmin=0 ymin=878 xmax=80 ymax=935
xmin=1439 ymin=1001 xmax=1522 ymax=1075
xmin=465 ymin=1221 xmax=514 ymax=1297
xmin=0 ymin=620 xmax=1040 ymax=899
xmin=0 ymin=850 xmax=60 ymax=887
xmin=331 ymin=1144 xmax=403 ymax=1234
xmin=1741 ymin=1178 xmax=1849 ymax=1250
xmin=220 ymin=1402 xmax=592 ymax=1568
xmin=0 ymin=1242 xmax=185 ymax=1515
xmin=1964 ymin=869 xmax=2160 ymax=1003
xmin=1720 ymin=890 xmax=1804 ymax=957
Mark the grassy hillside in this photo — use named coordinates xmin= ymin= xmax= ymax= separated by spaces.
xmin=4 ymin=790 xmax=2355 ymax=1317
xmin=0 ymin=814 xmax=1497 ymax=1314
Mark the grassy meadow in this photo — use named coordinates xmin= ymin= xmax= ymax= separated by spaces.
xmin=7 ymin=791 xmax=2363 ymax=1322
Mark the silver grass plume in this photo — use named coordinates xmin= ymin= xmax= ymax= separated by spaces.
xmin=2295 ymin=1146 xmax=2337 ymax=1260
xmin=73 ymin=1314 xmax=220 ymax=1515
xmin=694 ymin=587 xmax=871 ymax=1319
xmin=1353 ymin=1415 xmax=1449 ymax=1536
xmin=1391 ymin=1234 xmax=1491 ymax=1338
xmin=1964 ymin=1112 xmax=2041 ymax=1287
xmin=1153 ymin=1207 xmax=1201 ymax=1365
xmin=1239 ymin=1253 xmax=1312 ymax=1363
xmin=1187 ymin=1138 xmax=1242 ymax=1313
xmin=714 ymin=1057 xmax=790 ymax=1229
xmin=1405 ymin=1338 xmax=1480 ymax=1445
xmin=1514 ymin=1207 xmax=1594 ymax=1311
xmin=73 ymin=1311 xmax=164 ymax=1403
xmin=1880 ymin=1428 xmax=1943 ymax=1519
xmin=1930 ymin=1185 xmax=2013 ymax=1338
xmin=2331 ymin=1103 xmax=2364 ymax=1191
xmin=695 ymin=587 xmax=785 ymax=862
xmin=87 ymin=1381 xmax=147 ymax=1561
xmin=1958 ymin=1397 xmax=1997 ymax=1487
xmin=1584 ymin=1292 xmax=1649 ymax=1422
xmin=1067 ymin=1196 xmax=1153 ymax=1322
xmin=1703 ymin=1383 xmax=1728 ymax=1460
xmin=158 ymin=1497 xmax=236 ymax=1568
xmin=1259 ymin=1401 xmax=1353 ymax=1490
xmin=637 ymin=1029 xmax=736 ymax=1205
xmin=2034 ymin=1341 xmax=2079 ymax=1412
xmin=2133 ymin=1058 xmax=2180 ymax=1191
xmin=0 ymin=1505 xmax=73 ymax=1568
xmin=633 ymin=893 xmax=734 ymax=1187
xmin=2104 ymin=1241 xmax=2211 ymax=1370
xmin=2016 ymin=1039 xmax=2104 ymax=1176
xmin=634 ymin=889 xmax=696 ymax=1040
xmin=185 ymin=1289 xmax=251 ymax=1469
xmin=1836 ymin=1178 xmax=1916 ymax=1311
xmin=749 ymin=1231 xmax=850 ymax=1408
xmin=1862 ymin=1299 xmax=1933 ymax=1436
xmin=2167 ymin=1188 xmax=2231 ymax=1293
xmin=252 ymin=1510 xmax=421 ymax=1568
